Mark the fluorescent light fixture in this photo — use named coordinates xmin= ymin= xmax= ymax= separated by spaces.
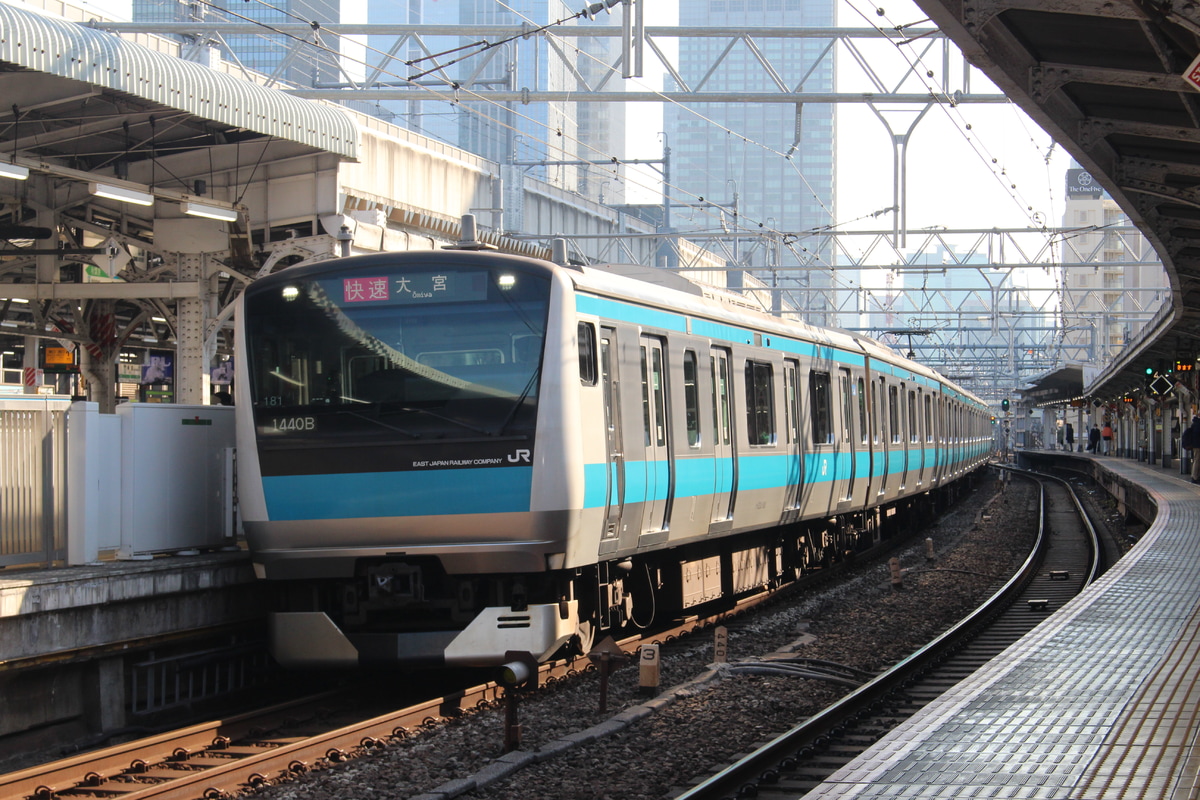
xmin=181 ymin=201 xmax=238 ymax=222
xmin=89 ymin=182 xmax=154 ymax=207
xmin=0 ymin=161 xmax=29 ymax=181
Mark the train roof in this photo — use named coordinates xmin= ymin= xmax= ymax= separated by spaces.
xmin=253 ymin=249 xmax=986 ymax=408
xmin=571 ymin=262 xmax=987 ymax=408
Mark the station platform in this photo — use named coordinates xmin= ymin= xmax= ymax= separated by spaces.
xmin=0 ymin=550 xmax=264 ymax=756
xmin=807 ymin=451 xmax=1200 ymax=800
xmin=0 ymin=549 xmax=258 ymax=665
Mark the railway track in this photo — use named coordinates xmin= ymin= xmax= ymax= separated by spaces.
xmin=672 ymin=469 xmax=1100 ymax=800
xmin=0 ymin=474 xmax=1013 ymax=800
xmin=0 ymin=567 xmax=830 ymax=800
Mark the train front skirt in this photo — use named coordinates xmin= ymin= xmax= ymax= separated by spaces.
xmin=269 ymin=600 xmax=581 ymax=669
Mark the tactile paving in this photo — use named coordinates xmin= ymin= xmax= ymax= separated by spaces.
xmin=806 ymin=458 xmax=1200 ymax=799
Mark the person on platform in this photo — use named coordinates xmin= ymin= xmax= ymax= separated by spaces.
xmin=1184 ymin=417 xmax=1200 ymax=483
xmin=1101 ymin=422 xmax=1114 ymax=455
xmin=1088 ymin=424 xmax=1101 ymax=453
xmin=1065 ymin=422 xmax=1075 ymax=452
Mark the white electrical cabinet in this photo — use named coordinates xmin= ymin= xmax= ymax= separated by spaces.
xmin=118 ymin=403 xmax=235 ymax=557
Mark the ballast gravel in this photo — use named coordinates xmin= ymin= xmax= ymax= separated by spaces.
xmin=248 ymin=472 xmax=1043 ymax=800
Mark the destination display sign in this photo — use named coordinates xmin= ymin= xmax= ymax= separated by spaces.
xmin=331 ymin=270 xmax=491 ymax=307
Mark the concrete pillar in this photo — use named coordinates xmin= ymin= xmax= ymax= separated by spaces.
xmin=83 ymin=656 xmax=126 ymax=734
xmin=175 ymin=253 xmax=207 ymax=405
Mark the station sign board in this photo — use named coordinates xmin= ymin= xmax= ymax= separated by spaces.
xmin=42 ymin=346 xmax=78 ymax=373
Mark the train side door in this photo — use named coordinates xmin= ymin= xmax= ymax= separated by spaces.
xmin=839 ymin=368 xmax=856 ymax=509
xmin=708 ymin=347 xmax=736 ymax=532
xmin=906 ymin=388 xmax=918 ymax=489
xmin=899 ymin=384 xmax=912 ymax=491
xmin=638 ymin=336 xmax=672 ymax=535
xmin=915 ymin=389 xmax=926 ymax=488
xmin=886 ymin=381 xmax=900 ymax=498
xmin=877 ymin=376 xmax=889 ymax=497
xmin=856 ymin=374 xmax=870 ymax=506
xmin=808 ymin=369 xmax=837 ymax=516
xmin=781 ymin=360 xmax=802 ymax=523
xmin=599 ymin=328 xmax=625 ymax=549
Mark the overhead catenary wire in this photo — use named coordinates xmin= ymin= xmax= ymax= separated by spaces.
xmin=845 ymin=1 xmax=1054 ymax=231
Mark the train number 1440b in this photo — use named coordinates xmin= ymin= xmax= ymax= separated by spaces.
xmin=271 ymin=416 xmax=316 ymax=431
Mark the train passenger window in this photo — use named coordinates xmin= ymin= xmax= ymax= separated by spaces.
xmin=875 ymin=378 xmax=884 ymax=444
xmin=784 ymin=364 xmax=800 ymax=443
xmin=601 ymin=336 xmax=616 ymax=432
xmin=810 ymin=371 xmax=833 ymax=445
xmin=924 ymin=394 xmax=933 ymax=442
xmin=745 ymin=361 xmax=775 ymax=446
xmin=712 ymin=353 xmax=731 ymax=446
xmin=651 ymin=347 xmax=667 ymax=447
xmin=578 ymin=322 xmax=597 ymax=386
xmin=640 ymin=347 xmax=652 ymax=446
xmin=888 ymin=384 xmax=900 ymax=444
xmin=908 ymin=390 xmax=918 ymax=443
xmin=857 ymin=377 xmax=867 ymax=445
xmin=683 ymin=350 xmax=700 ymax=447
xmin=840 ymin=370 xmax=853 ymax=444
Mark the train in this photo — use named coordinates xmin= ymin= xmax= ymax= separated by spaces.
xmin=233 ymin=240 xmax=993 ymax=669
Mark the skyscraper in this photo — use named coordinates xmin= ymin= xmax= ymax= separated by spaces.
xmin=664 ymin=0 xmax=835 ymax=323
xmin=133 ymin=0 xmax=342 ymax=86
xmin=1060 ymin=166 xmax=1167 ymax=367
xmin=362 ymin=0 xmax=624 ymax=203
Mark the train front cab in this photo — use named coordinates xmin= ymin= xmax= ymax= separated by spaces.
xmin=238 ymin=252 xmax=589 ymax=670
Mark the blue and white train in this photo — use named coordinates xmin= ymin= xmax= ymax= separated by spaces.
xmin=234 ymin=246 xmax=992 ymax=669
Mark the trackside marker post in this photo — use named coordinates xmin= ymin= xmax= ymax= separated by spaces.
xmin=639 ymin=644 xmax=660 ymax=695
xmin=713 ymin=626 xmax=728 ymax=664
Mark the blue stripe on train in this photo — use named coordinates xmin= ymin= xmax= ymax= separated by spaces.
xmin=264 ymin=447 xmax=985 ymax=518
xmin=262 ymin=467 xmax=534 ymax=520
xmin=580 ymin=447 xmax=968 ymax=508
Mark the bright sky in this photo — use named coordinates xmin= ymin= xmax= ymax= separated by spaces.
xmin=622 ymin=0 xmax=1073 ymax=239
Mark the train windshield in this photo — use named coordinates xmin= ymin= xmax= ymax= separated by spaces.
xmin=244 ymin=262 xmax=551 ymax=443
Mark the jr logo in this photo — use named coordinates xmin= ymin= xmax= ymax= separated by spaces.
xmin=508 ymin=449 xmax=531 ymax=463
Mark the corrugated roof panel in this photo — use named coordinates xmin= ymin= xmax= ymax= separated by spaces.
xmin=0 ymin=1 xmax=358 ymax=160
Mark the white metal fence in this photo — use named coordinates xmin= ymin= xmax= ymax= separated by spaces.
xmin=0 ymin=398 xmax=69 ymax=568
xmin=1 ymin=399 xmax=237 ymax=570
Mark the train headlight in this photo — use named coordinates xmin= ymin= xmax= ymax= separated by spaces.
xmin=497 ymin=274 xmax=516 ymax=290
xmin=282 ymin=286 xmax=299 ymax=302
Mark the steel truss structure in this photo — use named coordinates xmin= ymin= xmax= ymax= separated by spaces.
xmin=523 ymin=224 xmax=1166 ymax=402
xmin=33 ymin=17 xmax=1165 ymax=403
xmin=97 ymin=22 xmax=1007 ymax=105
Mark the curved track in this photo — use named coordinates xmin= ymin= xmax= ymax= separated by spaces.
xmin=673 ymin=469 xmax=1100 ymax=800
xmin=0 ymin=473 xmax=1026 ymax=800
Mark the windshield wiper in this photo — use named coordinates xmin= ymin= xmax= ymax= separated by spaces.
xmin=379 ymin=404 xmax=495 ymax=437
xmin=493 ymin=369 xmax=539 ymax=436
xmin=333 ymin=410 xmax=421 ymax=438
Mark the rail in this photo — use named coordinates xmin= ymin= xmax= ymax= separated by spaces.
xmin=674 ymin=468 xmax=1094 ymax=799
